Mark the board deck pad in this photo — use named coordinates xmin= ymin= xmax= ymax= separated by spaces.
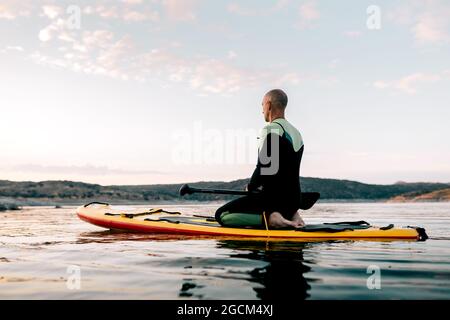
xmin=142 ymin=215 xmax=374 ymax=232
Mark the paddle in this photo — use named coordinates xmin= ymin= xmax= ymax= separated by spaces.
xmin=179 ymin=184 xmax=320 ymax=210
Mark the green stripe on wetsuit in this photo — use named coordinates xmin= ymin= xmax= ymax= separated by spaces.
xmin=259 ymin=118 xmax=304 ymax=152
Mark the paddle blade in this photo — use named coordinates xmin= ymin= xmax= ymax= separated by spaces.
xmin=179 ymin=184 xmax=193 ymax=196
xmin=300 ymin=192 xmax=320 ymax=210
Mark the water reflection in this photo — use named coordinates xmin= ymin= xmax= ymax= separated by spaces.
xmin=179 ymin=281 xmax=204 ymax=299
xmin=76 ymin=230 xmax=213 ymax=243
xmin=178 ymin=240 xmax=313 ymax=300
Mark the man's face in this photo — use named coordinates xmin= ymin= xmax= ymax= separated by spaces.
xmin=262 ymin=96 xmax=270 ymax=122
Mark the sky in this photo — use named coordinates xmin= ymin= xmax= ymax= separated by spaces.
xmin=0 ymin=0 xmax=449 ymax=186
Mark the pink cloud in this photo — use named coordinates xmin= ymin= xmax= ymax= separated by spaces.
xmin=82 ymin=4 xmax=159 ymax=22
xmin=32 ymin=27 xmax=303 ymax=95
xmin=296 ymin=1 xmax=320 ymax=29
xmin=121 ymin=0 xmax=144 ymax=4
xmin=227 ymin=0 xmax=290 ymax=16
xmin=374 ymin=72 xmax=443 ymax=94
xmin=42 ymin=5 xmax=62 ymax=19
xmin=162 ymin=0 xmax=199 ymax=22
xmin=299 ymin=1 xmax=320 ymax=20
xmin=124 ymin=10 xmax=158 ymax=22
xmin=413 ymin=13 xmax=449 ymax=45
xmin=0 ymin=1 xmax=33 ymax=19
xmin=343 ymin=31 xmax=362 ymax=38
xmin=388 ymin=1 xmax=450 ymax=46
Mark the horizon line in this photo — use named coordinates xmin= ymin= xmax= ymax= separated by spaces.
xmin=1 ymin=176 xmax=449 ymax=187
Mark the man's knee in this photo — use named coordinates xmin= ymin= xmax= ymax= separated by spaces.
xmin=215 ymin=208 xmax=226 ymax=225
xmin=268 ymin=211 xmax=283 ymax=222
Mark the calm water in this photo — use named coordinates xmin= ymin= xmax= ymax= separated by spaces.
xmin=0 ymin=203 xmax=449 ymax=299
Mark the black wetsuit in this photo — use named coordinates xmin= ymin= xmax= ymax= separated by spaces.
xmin=216 ymin=119 xmax=304 ymax=224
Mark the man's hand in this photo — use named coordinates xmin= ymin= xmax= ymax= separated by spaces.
xmin=246 ymin=184 xmax=263 ymax=193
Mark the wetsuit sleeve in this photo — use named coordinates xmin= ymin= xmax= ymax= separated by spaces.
xmin=248 ymin=165 xmax=262 ymax=192
xmin=248 ymin=132 xmax=275 ymax=192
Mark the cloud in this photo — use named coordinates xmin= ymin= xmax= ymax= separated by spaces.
xmin=227 ymin=0 xmax=290 ymax=16
xmin=227 ymin=3 xmax=252 ymax=16
xmin=373 ymin=81 xmax=389 ymax=89
xmin=82 ymin=30 xmax=115 ymax=48
xmin=396 ymin=73 xmax=441 ymax=94
xmin=328 ymin=58 xmax=339 ymax=69
xmin=3 ymin=0 xmax=194 ymax=29
xmin=34 ymin=22 xmax=136 ymax=80
xmin=299 ymin=1 xmax=320 ymax=20
xmin=38 ymin=13 xmax=75 ymax=43
xmin=0 ymin=1 xmax=33 ymax=19
xmin=42 ymin=5 xmax=62 ymax=20
xmin=189 ymin=59 xmax=248 ymax=93
xmin=274 ymin=73 xmax=301 ymax=86
xmin=123 ymin=10 xmax=155 ymax=22
xmin=162 ymin=0 xmax=199 ymax=22
xmin=93 ymin=5 xmax=120 ymax=19
xmin=39 ymin=21 xmax=61 ymax=42
xmin=296 ymin=1 xmax=320 ymax=29
xmin=82 ymin=4 xmax=159 ymax=22
xmin=32 ymin=22 xmax=303 ymax=94
xmin=373 ymin=72 xmax=443 ymax=94
xmin=227 ymin=0 xmax=317 ymax=28
xmin=388 ymin=1 xmax=450 ymax=46
xmin=227 ymin=50 xmax=237 ymax=60
xmin=275 ymin=0 xmax=291 ymax=10
xmin=139 ymin=50 xmax=274 ymax=93
xmin=413 ymin=13 xmax=449 ymax=45
xmin=96 ymin=36 xmax=134 ymax=73
xmin=343 ymin=31 xmax=362 ymax=38
xmin=0 ymin=46 xmax=25 ymax=53
xmin=121 ymin=0 xmax=144 ymax=4
xmin=8 ymin=0 xmax=306 ymax=94
xmin=2 ymin=1 xmax=160 ymax=22
xmin=12 ymin=164 xmax=166 ymax=176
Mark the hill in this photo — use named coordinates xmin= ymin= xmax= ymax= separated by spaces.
xmin=388 ymin=188 xmax=450 ymax=202
xmin=0 ymin=178 xmax=449 ymax=206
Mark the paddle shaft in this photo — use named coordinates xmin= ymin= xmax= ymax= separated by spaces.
xmin=179 ymin=184 xmax=320 ymax=210
xmin=186 ymin=187 xmax=254 ymax=196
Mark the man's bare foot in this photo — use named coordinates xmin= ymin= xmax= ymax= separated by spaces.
xmin=268 ymin=212 xmax=297 ymax=229
xmin=292 ymin=210 xmax=306 ymax=228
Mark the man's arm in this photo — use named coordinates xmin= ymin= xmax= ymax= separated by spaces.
xmin=247 ymin=131 xmax=277 ymax=192
xmin=248 ymin=163 xmax=262 ymax=192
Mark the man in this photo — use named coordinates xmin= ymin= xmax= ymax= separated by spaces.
xmin=215 ymin=89 xmax=305 ymax=229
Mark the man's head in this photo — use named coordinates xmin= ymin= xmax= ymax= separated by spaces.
xmin=262 ymin=89 xmax=288 ymax=122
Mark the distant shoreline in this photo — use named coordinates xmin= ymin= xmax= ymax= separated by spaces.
xmin=1 ymin=177 xmax=449 ymax=211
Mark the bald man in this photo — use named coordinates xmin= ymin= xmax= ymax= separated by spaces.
xmin=216 ymin=89 xmax=305 ymax=229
